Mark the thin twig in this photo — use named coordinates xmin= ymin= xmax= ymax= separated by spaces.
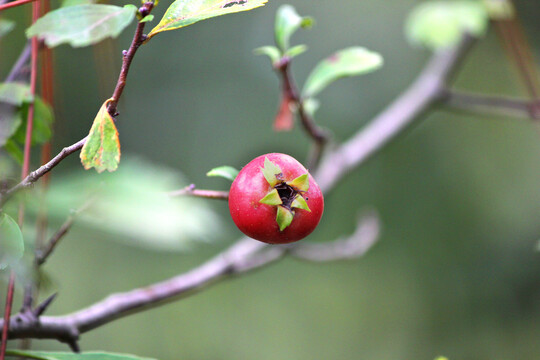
xmin=276 ymin=59 xmax=328 ymax=169
xmin=107 ymin=1 xmax=154 ymax=117
xmin=36 ymin=202 xmax=91 ymax=266
xmin=314 ymin=35 xmax=474 ymax=193
xmin=168 ymin=184 xmax=229 ymax=200
xmin=0 ymin=137 xmax=87 ymax=207
xmin=441 ymin=89 xmax=540 ymax=119
xmin=0 ymin=0 xmax=38 ymax=12
xmin=0 ymin=212 xmax=380 ymax=343
xmin=0 ymin=272 xmax=15 ymax=360
xmin=5 ymin=43 xmax=31 ymax=83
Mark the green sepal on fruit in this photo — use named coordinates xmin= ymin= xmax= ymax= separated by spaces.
xmin=258 ymin=157 xmax=311 ymax=231
xmin=276 ymin=206 xmax=293 ymax=231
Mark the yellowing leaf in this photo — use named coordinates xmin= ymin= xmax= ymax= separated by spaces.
xmin=80 ymin=99 xmax=121 ymax=173
xmin=146 ymin=0 xmax=268 ymax=41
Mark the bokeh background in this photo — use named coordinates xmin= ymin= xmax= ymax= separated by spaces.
xmin=2 ymin=0 xmax=540 ymax=359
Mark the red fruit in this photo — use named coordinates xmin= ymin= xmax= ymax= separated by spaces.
xmin=228 ymin=153 xmax=324 ymax=244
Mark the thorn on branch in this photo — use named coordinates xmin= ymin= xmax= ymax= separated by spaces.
xmin=33 ymin=293 xmax=57 ymax=317
xmin=67 ymin=338 xmax=81 ymax=353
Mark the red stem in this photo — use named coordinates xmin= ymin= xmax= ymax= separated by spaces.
xmin=0 ymin=2 xmax=40 ymax=358
xmin=0 ymin=0 xmax=37 ymax=11
xmin=0 ymin=273 xmax=16 ymax=360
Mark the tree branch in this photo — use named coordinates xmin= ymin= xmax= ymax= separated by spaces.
xmin=167 ymin=184 xmax=229 ymax=200
xmin=35 ymin=202 xmax=89 ymax=266
xmin=107 ymin=1 xmax=154 ymax=117
xmin=314 ymin=35 xmax=474 ymax=192
xmin=0 ymin=137 xmax=87 ymax=207
xmin=0 ymin=213 xmax=379 ymax=343
xmin=276 ymin=59 xmax=329 ymax=169
xmin=440 ymin=88 xmax=540 ymax=119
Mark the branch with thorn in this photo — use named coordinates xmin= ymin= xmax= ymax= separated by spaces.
xmin=0 ymin=213 xmax=380 ymax=348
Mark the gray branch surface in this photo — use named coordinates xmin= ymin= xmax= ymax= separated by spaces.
xmin=0 ymin=35 xmax=472 ymax=347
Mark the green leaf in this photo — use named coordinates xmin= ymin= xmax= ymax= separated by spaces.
xmin=0 ymin=82 xmax=33 ymax=106
xmin=0 ymin=213 xmax=24 ymax=270
xmin=483 ymin=0 xmax=514 ymax=20
xmin=46 ymin=157 xmax=222 ymax=251
xmin=406 ymin=1 xmax=488 ymax=51
xmin=259 ymin=189 xmax=282 ymax=206
xmin=80 ymin=98 xmax=121 ymax=173
xmin=284 ymin=44 xmax=307 ymax=59
xmin=303 ymin=47 xmax=383 ymax=98
xmin=302 ymin=98 xmax=319 ymax=118
xmin=276 ymin=206 xmax=293 ymax=231
xmin=0 ymin=19 xmax=15 ymax=39
xmin=140 ymin=14 xmax=154 ymax=23
xmin=12 ymin=97 xmax=54 ymax=145
xmin=146 ymin=0 xmax=268 ymax=41
xmin=4 ymin=139 xmax=23 ymax=164
xmin=287 ymin=173 xmax=309 ymax=192
xmin=6 ymin=350 xmax=157 ymax=360
xmin=61 ymin=0 xmax=96 ymax=7
xmin=0 ymin=104 xmax=22 ymax=147
xmin=206 ymin=165 xmax=239 ymax=181
xmin=291 ymin=194 xmax=310 ymax=212
xmin=26 ymin=4 xmax=137 ymax=48
xmin=274 ymin=5 xmax=313 ymax=52
xmin=253 ymin=46 xmax=281 ymax=65
xmin=261 ymin=157 xmax=282 ymax=187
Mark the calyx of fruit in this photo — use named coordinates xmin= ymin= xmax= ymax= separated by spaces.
xmin=258 ymin=157 xmax=311 ymax=231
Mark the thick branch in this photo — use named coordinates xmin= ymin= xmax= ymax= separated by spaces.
xmin=315 ymin=35 xmax=473 ymax=192
xmin=1 ymin=214 xmax=379 ymax=342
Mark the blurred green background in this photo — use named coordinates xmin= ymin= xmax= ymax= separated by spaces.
xmin=2 ymin=0 xmax=540 ymax=359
